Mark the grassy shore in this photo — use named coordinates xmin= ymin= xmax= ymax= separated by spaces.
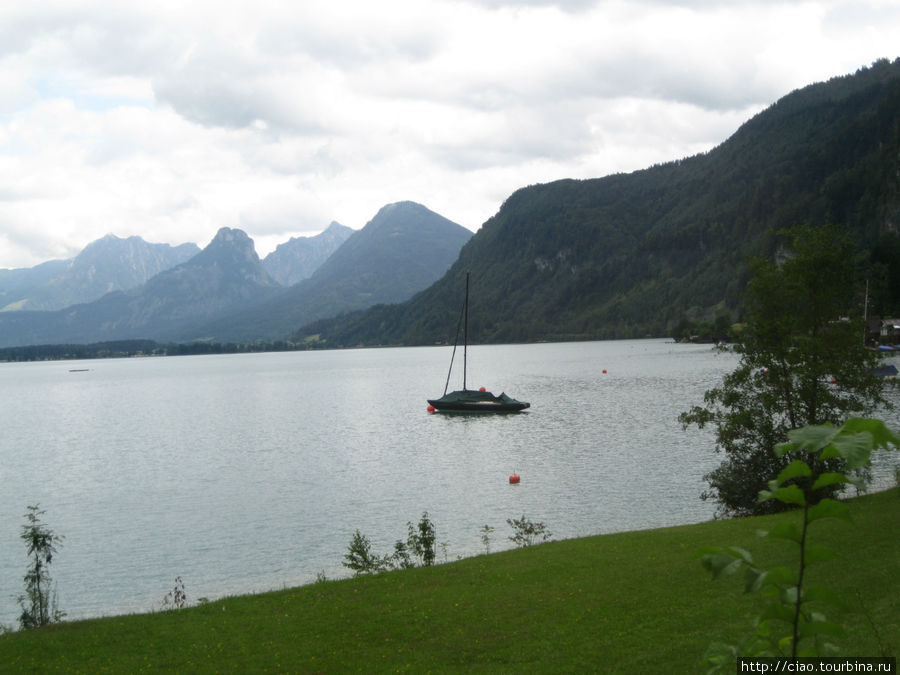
xmin=1 ymin=489 xmax=897 ymax=672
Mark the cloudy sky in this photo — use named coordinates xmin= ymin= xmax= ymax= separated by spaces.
xmin=1 ymin=1 xmax=898 ymax=269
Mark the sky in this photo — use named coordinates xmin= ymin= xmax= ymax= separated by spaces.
xmin=1 ymin=1 xmax=898 ymax=270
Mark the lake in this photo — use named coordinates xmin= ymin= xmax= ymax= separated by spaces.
xmin=1 ymin=339 xmax=897 ymax=626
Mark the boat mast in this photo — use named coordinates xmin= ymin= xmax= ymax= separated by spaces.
xmin=463 ymin=272 xmax=469 ymax=391
xmin=440 ymin=271 xmax=469 ymax=397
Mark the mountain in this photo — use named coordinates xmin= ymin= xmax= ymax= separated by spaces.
xmin=0 ymin=228 xmax=279 ymax=346
xmin=262 ymin=222 xmax=354 ymax=286
xmin=182 ymin=201 xmax=474 ymax=342
xmin=0 ymin=259 xmax=70 ymax=308
xmin=0 ymin=235 xmax=200 ymax=312
xmin=3 ymin=61 xmax=898 ymax=350
xmin=296 ymin=59 xmax=900 ymax=347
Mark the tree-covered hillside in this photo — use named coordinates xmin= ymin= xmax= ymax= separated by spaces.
xmin=299 ymin=59 xmax=900 ymax=347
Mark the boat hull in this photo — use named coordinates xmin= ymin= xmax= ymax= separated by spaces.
xmin=427 ymin=389 xmax=530 ymax=413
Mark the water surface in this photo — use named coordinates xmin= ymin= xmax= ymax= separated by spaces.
xmin=1 ymin=339 xmax=896 ymax=625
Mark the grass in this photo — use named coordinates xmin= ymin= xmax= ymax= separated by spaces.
xmin=1 ymin=489 xmax=897 ymax=672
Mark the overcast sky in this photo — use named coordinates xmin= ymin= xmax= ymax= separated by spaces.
xmin=1 ymin=1 xmax=898 ymax=269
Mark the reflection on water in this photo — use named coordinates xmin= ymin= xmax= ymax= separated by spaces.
xmin=0 ymin=339 xmax=896 ymax=624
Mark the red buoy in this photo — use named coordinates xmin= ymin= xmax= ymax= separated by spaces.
xmin=602 ymin=369 xmax=607 ymax=374
xmin=427 ymin=405 xmax=436 ymax=413
xmin=479 ymin=386 xmax=486 ymax=392
xmin=509 ymin=473 xmax=520 ymax=484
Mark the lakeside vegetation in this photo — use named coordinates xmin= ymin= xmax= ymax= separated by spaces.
xmin=1 ymin=488 xmax=896 ymax=672
xmin=0 ymin=339 xmax=313 ymax=363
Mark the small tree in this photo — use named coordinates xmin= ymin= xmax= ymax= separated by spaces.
xmin=681 ymin=225 xmax=889 ymax=517
xmin=342 ymin=529 xmax=390 ymax=576
xmin=406 ymin=512 xmax=436 ymax=567
xmin=506 ymin=515 xmax=552 ymax=547
xmin=161 ymin=576 xmax=187 ymax=610
xmin=480 ymin=524 xmax=495 ymax=554
xmin=18 ymin=504 xmax=65 ymax=629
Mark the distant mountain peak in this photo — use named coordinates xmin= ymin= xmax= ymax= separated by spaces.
xmin=196 ymin=227 xmax=263 ymax=268
xmin=374 ymin=201 xmax=427 ymax=218
xmin=262 ymin=222 xmax=354 ymax=287
xmin=209 ymin=227 xmax=254 ymax=248
xmin=0 ymin=234 xmax=199 ymax=313
xmin=324 ymin=221 xmax=350 ymax=233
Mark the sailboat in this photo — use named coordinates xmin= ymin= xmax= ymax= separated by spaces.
xmin=427 ymin=272 xmax=530 ymax=413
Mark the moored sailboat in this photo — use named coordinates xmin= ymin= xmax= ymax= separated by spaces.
xmin=427 ymin=272 xmax=530 ymax=413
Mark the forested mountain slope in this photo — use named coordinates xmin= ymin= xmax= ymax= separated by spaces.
xmin=299 ymin=59 xmax=900 ymax=346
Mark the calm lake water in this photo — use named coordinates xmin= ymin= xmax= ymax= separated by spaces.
xmin=1 ymin=339 xmax=897 ymax=626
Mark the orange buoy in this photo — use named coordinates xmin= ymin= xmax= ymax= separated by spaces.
xmin=509 ymin=473 xmax=520 ymax=484
xmin=427 ymin=405 xmax=436 ymax=413
xmin=479 ymin=386 xmax=486 ymax=392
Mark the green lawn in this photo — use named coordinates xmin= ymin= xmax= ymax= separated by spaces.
xmin=1 ymin=489 xmax=897 ymax=673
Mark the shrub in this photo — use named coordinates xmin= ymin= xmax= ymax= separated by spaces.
xmin=18 ymin=504 xmax=65 ymax=629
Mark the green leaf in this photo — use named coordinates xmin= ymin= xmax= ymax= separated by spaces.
xmin=775 ymin=460 xmax=812 ymax=486
xmin=781 ymin=586 xmax=798 ymax=605
xmin=807 ymin=498 xmax=850 ymax=523
xmin=831 ymin=431 xmax=874 ymax=470
xmin=810 ymin=472 xmax=848 ymax=491
xmin=760 ymin=484 xmax=806 ymax=506
xmin=774 ymin=441 xmax=797 ymax=458
xmin=744 ymin=567 xmax=771 ymax=593
xmin=820 ymin=444 xmax=841 ymax=461
xmin=761 ymin=521 xmax=802 ymax=543
xmin=765 ymin=566 xmax=797 ymax=587
xmin=702 ymin=642 xmax=739 ymax=673
xmin=724 ymin=546 xmax=753 ymax=564
xmin=700 ymin=552 xmax=747 ymax=579
xmin=785 ymin=424 xmax=839 ymax=453
xmin=841 ymin=417 xmax=900 ymax=449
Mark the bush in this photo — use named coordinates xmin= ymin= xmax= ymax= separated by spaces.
xmin=18 ymin=504 xmax=65 ymax=629
xmin=506 ymin=515 xmax=552 ymax=547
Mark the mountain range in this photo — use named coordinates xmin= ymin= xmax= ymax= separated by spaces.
xmin=0 ymin=202 xmax=471 ymax=347
xmin=184 ymin=202 xmax=473 ymax=342
xmin=0 ymin=235 xmax=200 ymax=312
xmin=1 ymin=59 xmax=899 ymax=351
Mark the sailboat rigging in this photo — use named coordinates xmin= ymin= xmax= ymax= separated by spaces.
xmin=427 ymin=272 xmax=530 ymax=413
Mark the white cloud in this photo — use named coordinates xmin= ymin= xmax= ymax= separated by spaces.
xmin=0 ymin=0 xmax=898 ymax=268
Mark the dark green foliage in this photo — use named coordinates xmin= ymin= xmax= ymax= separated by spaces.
xmin=671 ymin=313 xmax=734 ymax=343
xmin=406 ymin=512 xmax=436 ymax=567
xmin=342 ymin=530 xmax=391 ymax=576
xmin=299 ymin=59 xmax=900 ymax=347
xmin=681 ymin=225 xmax=889 ymax=517
xmin=691 ymin=225 xmax=887 ymax=513
xmin=506 ymin=515 xmax=552 ymax=547
xmin=867 ymin=231 xmax=900 ymax=317
xmin=344 ymin=513 xmax=438 ymax=576
xmin=18 ymin=505 xmax=64 ymax=629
